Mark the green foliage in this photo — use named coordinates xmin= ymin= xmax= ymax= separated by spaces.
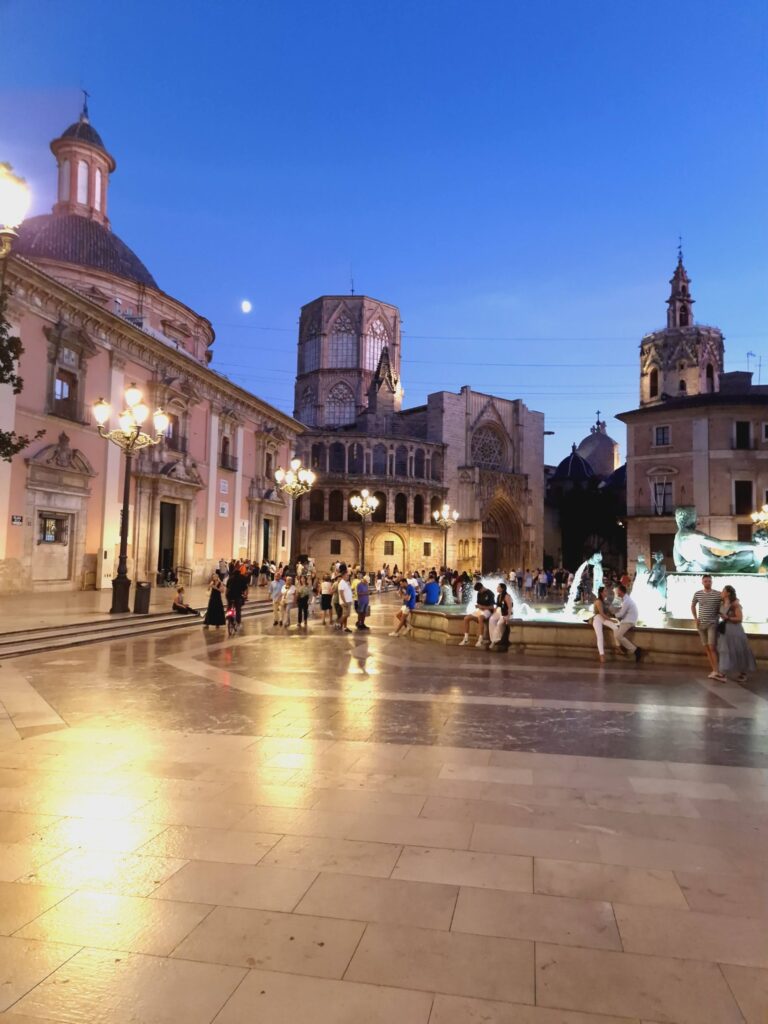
xmin=0 ymin=288 xmax=44 ymax=461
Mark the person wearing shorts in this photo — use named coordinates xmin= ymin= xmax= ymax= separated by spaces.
xmin=691 ymin=574 xmax=722 ymax=678
xmin=337 ymin=571 xmax=354 ymax=633
xmin=390 ymin=579 xmax=417 ymax=636
xmin=320 ymin=575 xmax=333 ymax=625
xmin=459 ymin=582 xmax=495 ymax=647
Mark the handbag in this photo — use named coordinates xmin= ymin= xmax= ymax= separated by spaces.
xmin=717 ymin=620 xmax=727 ymax=635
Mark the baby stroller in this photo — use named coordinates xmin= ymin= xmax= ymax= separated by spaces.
xmin=225 ymin=604 xmax=238 ymax=637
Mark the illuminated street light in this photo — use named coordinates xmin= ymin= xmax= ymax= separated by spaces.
xmin=350 ymin=488 xmax=379 ymax=574
xmin=274 ymin=456 xmax=315 ymax=499
xmin=93 ymin=384 xmax=169 ymax=613
xmin=0 ymin=163 xmax=31 ymax=291
xmin=433 ymin=502 xmax=459 ymax=568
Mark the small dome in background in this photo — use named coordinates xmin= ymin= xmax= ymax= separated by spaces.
xmin=576 ymin=418 xmax=620 ymax=477
xmin=552 ymin=444 xmax=595 ymax=483
xmin=60 ymin=117 xmax=106 ymax=151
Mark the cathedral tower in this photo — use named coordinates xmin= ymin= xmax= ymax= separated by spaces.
xmin=639 ymin=252 xmax=724 ymax=405
xmin=293 ymin=295 xmax=402 ymax=428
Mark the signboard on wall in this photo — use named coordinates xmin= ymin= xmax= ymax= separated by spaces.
xmin=239 ymin=519 xmax=248 ymax=547
xmin=10 ymin=515 xmax=22 ymax=526
xmin=218 ymin=502 xmax=229 ymax=517
xmin=219 ymin=479 xmax=229 ymax=495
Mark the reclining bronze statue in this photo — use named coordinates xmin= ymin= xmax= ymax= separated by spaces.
xmin=673 ymin=506 xmax=768 ymax=574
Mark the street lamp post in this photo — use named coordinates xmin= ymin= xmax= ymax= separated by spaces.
xmin=350 ymin=489 xmax=379 ymax=574
xmin=92 ymin=386 xmax=169 ymax=614
xmin=433 ymin=503 xmax=459 ymax=569
xmin=0 ymin=163 xmax=31 ymax=292
xmin=274 ymin=456 xmax=316 ymax=565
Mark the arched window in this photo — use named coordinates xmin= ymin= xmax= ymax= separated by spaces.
xmin=395 ymin=445 xmax=408 ymax=476
xmin=265 ymin=452 xmax=273 ymax=479
xmin=329 ymin=442 xmax=346 ymax=473
xmin=77 ymin=160 xmax=89 ymax=205
xmin=363 ymin=317 xmax=389 ymax=370
xmin=221 ymin=435 xmax=231 ymax=461
xmin=328 ymin=313 xmax=357 ymax=367
xmin=372 ymin=443 xmax=388 ymax=475
xmin=348 ymin=442 xmax=364 ymax=474
xmin=431 ymin=451 xmax=442 ymax=481
xmin=58 ymin=159 xmax=70 ymax=201
xmin=430 ymin=495 xmax=441 ymax=516
xmin=311 ymin=442 xmax=326 ymax=471
xmin=678 ymin=379 xmax=687 ymax=393
xmin=394 ymin=493 xmax=407 ymax=523
xmin=413 ymin=495 xmax=424 ymax=524
xmin=414 ymin=449 xmax=425 ymax=478
xmin=302 ymin=331 xmax=321 ymax=373
xmin=471 ymin=427 xmax=505 ymax=470
xmin=94 ymin=168 xmax=103 ymax=212
xmin=679 ymin=306 xmax=690 ymax=327
xmin=309 ymin=490 xmax=324 ymax=521
xmin=298 ymin=386 xmax=316 ymax=426
xmin=373 ymin=491 xmax=387 ymax=522
xmin=706 ymin=363 xmax=715 ymax=393
xmin=328 ymin=490 xmax=344 ymax=521
xmin=649 ymin=368 xmax=659 ymax=398
xmin=325 ymin=382 xmax=355 ymax=426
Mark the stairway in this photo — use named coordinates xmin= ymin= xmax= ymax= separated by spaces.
xmin=0 ymin=602 xmax=271 ymax=660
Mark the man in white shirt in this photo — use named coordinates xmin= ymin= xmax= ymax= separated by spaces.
xmin=337 ymin=571 xmax=354 ymax=633
xmin=612 ymin=583 xmax=643 ymax=662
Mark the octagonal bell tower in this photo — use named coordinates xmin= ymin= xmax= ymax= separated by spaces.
xmin=293 ymin=295 xmax=402 ymax=429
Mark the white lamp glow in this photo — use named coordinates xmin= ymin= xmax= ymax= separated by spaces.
xmin=0 ymin=163 xmax=31 ymax=230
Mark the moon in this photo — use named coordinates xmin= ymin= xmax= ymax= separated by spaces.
xmin=241 ymin=300 xmax=252 ymax=314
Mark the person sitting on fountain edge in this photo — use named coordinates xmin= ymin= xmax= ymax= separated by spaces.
xmin=613 ymin=583 xmax=643 ymax=662
xmin=459 ymin=581 xmax=495 ymax=648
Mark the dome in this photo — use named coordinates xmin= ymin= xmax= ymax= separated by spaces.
xmin=15 ymin=213 xmax=158 ymax=288
xmin=575 ymin=419 xmax=619 ymax=477
xmin=552 ymin=445 xmax=595 ymax=482
xmin=60 ymin=118 xmax=106 ymax=151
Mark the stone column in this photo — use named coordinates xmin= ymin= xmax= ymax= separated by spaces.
xmin=323 ymin=490 xmax=330 ymax=519
xmin=183 ymin=500 xmax=195 ymax=572
xmin=205 ymin=410 xmax=219 ymax=560
xmin=231 ymin=426 xmax=244 ymax=556
xmin=147 ymin=483 xmax=160 ymax=580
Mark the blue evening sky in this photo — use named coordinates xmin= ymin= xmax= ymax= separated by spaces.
xmin=2 ymin=0 xmax=766 ymax=465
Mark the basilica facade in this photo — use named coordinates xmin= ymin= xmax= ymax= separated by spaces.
xmin=291 ymin=295 xmax=544 ymax=573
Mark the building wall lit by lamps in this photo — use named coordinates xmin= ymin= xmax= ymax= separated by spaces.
xmin=350 ymin=488 xmax=379 ymax=573
xmin=751 ymin=504 xmax=768 ymax=529
xmin=433 ymin=503 xmax=459 ymax=568
xmin=0 ymin=163 xmax=31 ymax=287
xmin=93 ymin=385 xmax=168 ymax=613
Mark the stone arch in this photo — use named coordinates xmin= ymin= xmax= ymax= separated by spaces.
xmin=395 ymin=445 xmax=408 ymax=477
xmin=329 ymin=441 xmax=346 ymax=473
xmin=328 ymin=490 xmax=344 ymax=521
xmin=372 ymin=443 xmax=388 ymax=476
xmin=372 ymin=491 xmax=387 ymax=522
xmin=649 ymin=367 xmax=659 ymax=399
xmin=413 ymin=494 xmax=424 ymax=524
xmin=311 ymin=442 xmax=326 ymax=472
xmin=394 ymin=493 xmax=408 ymax=523
xmin=481 ymin=490 xmax=524 ymax=574
xmin=414 ymin=448 xmax=425 ymax=479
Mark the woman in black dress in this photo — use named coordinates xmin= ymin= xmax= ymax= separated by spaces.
xmin=204 ymin=572 xmax=226 ymax=628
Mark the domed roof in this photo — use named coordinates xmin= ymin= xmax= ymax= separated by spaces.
xmin=576 ymin=419 xmax=619 ymax=477
xmin=552 ymin=444 xmax=595 ymax=482
xmin=60 ymin=117 xmax=106 ymax=151
xmin=15 ymin=213 xmax=158 ymax=288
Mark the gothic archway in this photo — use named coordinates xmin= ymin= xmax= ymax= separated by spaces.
xmin=481 ymin=491 xmax=524 ymax=573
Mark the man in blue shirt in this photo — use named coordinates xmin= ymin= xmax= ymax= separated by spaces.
xmin=423 ymin=573 xmax=441 ymax=606
xmin=389 ymin=578 xmax=417 ymax=636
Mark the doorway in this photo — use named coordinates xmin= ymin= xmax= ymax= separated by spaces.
xmin=158 ymin=502 xmax=178 ymax=574
xmin=262 ymin=517 xmax=272 ymax=561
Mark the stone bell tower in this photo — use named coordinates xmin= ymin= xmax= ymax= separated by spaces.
xmin=638 ymin=250 xmax=724 ymax=406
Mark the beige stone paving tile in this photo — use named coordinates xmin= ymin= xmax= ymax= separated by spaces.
xmin=330 ymin=740 xmax=413 ymax=762
xmin=720 ymin=963 xmax=768 ymax=1024
xmin=614 ymin=902 xmax=768 ymax=968
xmin=136 ymin=824 xmax=279 ymax=863
xmin=595 ymin=834 xmax=752 ymax=876
xmin=438 ymin=764 xmax=535 ymax=786
xmin=666 ymin=762 xmax=768 ymax=785
xmin=0 ymin=935 xmax=80 ymax=1014
xmin=11 ymin=945 xmax=245 ymax=1024
xmin=244 ymin=737 xmax=337 ymax=757
xmin=151 ymin=860 xmax=317 ymax=912
xmin=393 ymin=846 xmax=532 ymax=892
xmin=430 ymin=993 xmax=642 ymax=1023
xmin=214 ymin=965 xmax=433 ymax=1024
xmin=531 ymin=771 xmax=636 ymax=795
xmin=236 ymin=805 xmax=360 ymax=838
xmin=192 ymin=766 xmax=298 ymax=787
xmin=29 ymin=815 xmax=168 ymax=854
xmin=105 ymin=776 xmax=239 ymax=804
xmin=535 ymin=859 xmax=687 ymax=908
xmin=346 ymin=812 xmax=472 ymax=849
xmin=452 ymin=886 xmax=620 ymax=950
xmin=581 ymin=791 xmax=701 ymax=819
xmin=18 ymin=848 xmax=187 ymax=898
xmin=398 ymin=746 xmax=492 ymax=768
xmin=535 ymin=942 xmax=744 ymax=1024
xmin=261 ymin=835 xmax=401 ymax=877
xmin=12 ymin=792 xmax=151 ymax=821
xmin=213 ymin=782 xmax=320 ymax=808
xmin=291 ymin=768 xmax=436 ymax=795
xmin=345 ymin=921 xmax=534 ymax=1002
xmin=262 ymin=749 xmax=366 ymax=771
xmin=0 ymin=1012 xmax=61 ymax=1022
xmin=310 ymin=788 xmax=426 ymax=816
xmin=131 ymin=797 xmax=251 ymax=829
xmin=0 ymin=842 xmax=65 ymax=883
xmin=472 ymin=823 xmax=602 ymax=862
xmin=0 ymin=812 xmax=62 ymax=844
xmin=295 ymin=870 xmax=458 ymax=930
xmin=675 ymin=869 xmax=768 ymax=918
xmin=486 ymin=752 xmax=670 ymax=778
xmin=0 ymin=880 xmax=73 ymax=934
xmin=15 ymin=890 xmax=212 ymax=956
xmin=172 ymin=904 xmax=364 ymax=977
xmin=629 ymin=777 xmax=739 ymax=802
xmin=117 ymin=757 xmax=210 ymax=780
xmin=687 ymin=796 xmax=768 ymax=825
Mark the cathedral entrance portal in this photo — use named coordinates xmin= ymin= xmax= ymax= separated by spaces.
xmin=481 ymin=494 xmax=523 ymax=574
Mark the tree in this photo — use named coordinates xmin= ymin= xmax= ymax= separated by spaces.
xmin=0 ymin=288 xmax=44 ymax=461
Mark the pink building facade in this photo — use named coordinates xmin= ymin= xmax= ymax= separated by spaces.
xmin=0 ymin=108 xmax=300 ymax=593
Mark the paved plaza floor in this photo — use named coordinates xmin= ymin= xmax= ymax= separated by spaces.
xmin=0 ymin=597 xmax=766 ymax=1023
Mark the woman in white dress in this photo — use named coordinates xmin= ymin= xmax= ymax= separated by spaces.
xmin=489 ymin=583 xmax=513 ymax=648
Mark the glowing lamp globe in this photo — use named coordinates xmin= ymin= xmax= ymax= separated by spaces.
xmin=92 ymin=398 xmax=111 ymax=426
xmin=0 ymin=163 xmax=31 ymax=231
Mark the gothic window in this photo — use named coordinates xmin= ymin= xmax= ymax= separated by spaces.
xmin=414 ymin=449 xmax=425 ymax=478
xmin=77 ymin=160 xmax=89 ymax=204
xmin=363 ymin=317 xmax=389 ymax=371
xmin=471 ymin=427 xmax=505 ymax=470
xmin=298 ymin=386 xmax=316 ymax=426
xmin=311 ymin=442 xmax=326 ymax=471
xmin=348 ymin=442 xmax=364 ymax=474
xmin=328 ymin=313 xmax=357 ymax=367
xmin=372 ymin=443 xmax=388 ymax=475
xmin=394 ymin=493 xmax=407 ymax=523
xmin=94 ymin=168 xmax=103 ymax=212
xmin=302 ymin=335 xmax=320 ymax=373
xmin=325 ymin=382 xmax=355 ymax=426
xmin=706 ymin=363 xmax=715 ymax=393
xmin=649 ymin=368 xmax=659 ymax=398
xmin=413 ymin=495 xmax=424 ymax=524
xmin=373 ymin=491 xmax=387 ymax=522
xmin=329 ymin=442 xmax=346 ymax=473
xmin=679 ymin=306 xmax=690 ymax=327
xmin=309 ymin=490 xmax=324 ymax=521
xmin=328 ymin=490 xmax=344 ymax=521
xmin=395 ymin=445 xmax=408 ymax=476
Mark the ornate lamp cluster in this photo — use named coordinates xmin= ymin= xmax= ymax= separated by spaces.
xmin=751 ymin=504 xmax=768 ymax=529
xmin=274 ymin=456 xmax=315 ymax=499
xmin=433 ymin=503 xmax=459 ymax=567
xmin=350 ymin=488 xmax=379 ymax=519
xmin=93 ymin=384 xmax=169 ymax=452
xmin=0 ymin=163 xmax=31 ymax=291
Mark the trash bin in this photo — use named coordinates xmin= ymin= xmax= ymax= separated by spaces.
xmin=133 ymin=581 xmax=152 ymax=615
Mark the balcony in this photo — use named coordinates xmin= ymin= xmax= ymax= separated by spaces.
xmin=219 ymin=452 xmax=239 ymax=471
xmin=51 ymin=397 xmax=82 ymax=422
xmin=165 ymin=434 xmax=188 ymax=454
xmin=627 ymin=506 xmax=675 ymax=518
